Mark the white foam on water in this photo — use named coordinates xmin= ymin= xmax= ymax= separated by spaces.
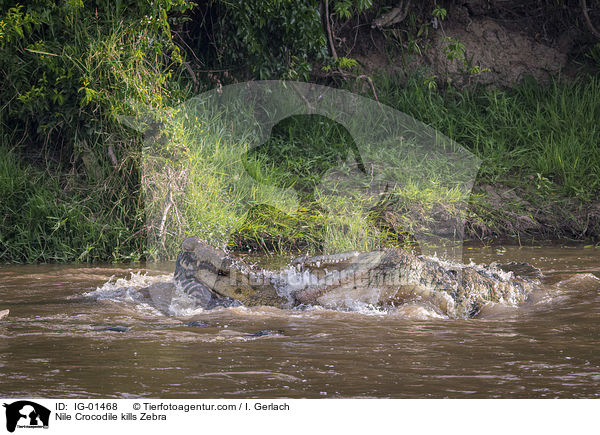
xmin=286 ymin=300 xmax=448 ymax=320
xmin=166 ymin=282 xmax=208 ymax=317
xmin=389 ymin=303 xmax=447 ymax=320
xmin=271 ymin=266 xmax=319 ymax=304
xmin=425 ymin=253 xmax=517 ymax=282
xmin=85 ymin=272 xmax=171 ymax=299
xmin=85 ymin=272 xmax=173 ymax=316
xmin=333 ymin=301 xmax=389 ymax=316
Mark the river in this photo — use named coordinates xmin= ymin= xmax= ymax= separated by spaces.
xmin=0 ymin=246 xmax=598 ymax=398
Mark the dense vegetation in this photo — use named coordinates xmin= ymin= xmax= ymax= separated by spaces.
xmin=1 ymin=0 xmax=599 ymax=262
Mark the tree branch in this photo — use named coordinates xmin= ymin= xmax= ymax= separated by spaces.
xmin=324 ymin=0 xmax=338 ymax=59
xmin=581 ymin=0 xmax=600 ymax=39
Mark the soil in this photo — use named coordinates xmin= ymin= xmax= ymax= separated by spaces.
xmin=465 ymin=183 xmax=600 ymax=243
xmin=345 ymin=1 xmax=597 ymax=87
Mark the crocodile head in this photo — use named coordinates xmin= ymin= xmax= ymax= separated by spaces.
xmin=174 ymin=236 xmax=290 ymax=308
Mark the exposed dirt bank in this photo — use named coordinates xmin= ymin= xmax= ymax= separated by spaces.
xmin=466 ymin=183 xmax=600 ymax=243
xmin=349 ymin=1 xmax=598 ymax=87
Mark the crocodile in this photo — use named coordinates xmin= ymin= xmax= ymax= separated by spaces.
xmin=169 ymin=236 xmax=538 ymax=318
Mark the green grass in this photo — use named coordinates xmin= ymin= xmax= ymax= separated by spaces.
xmin=373 ymin=74 xmax=600 ymax=201
xmin=3 ymin=71 xmax=600 ymax=262
xmin=0 ymin=142 xmax=144 ymax=263
xmin=144 ymin=102 xmax=473 ymax=259
xmin=108 ymin=74 xmax=600 ymax=260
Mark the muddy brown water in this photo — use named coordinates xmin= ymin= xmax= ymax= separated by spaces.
xmin=0 ymin=246 xmax=598 ymax=398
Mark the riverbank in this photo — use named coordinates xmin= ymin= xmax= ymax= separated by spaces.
xmin=1 ymin=74 xmax=599 ymax=262
xmin=370 ymin=75 xmax=600 ymax=244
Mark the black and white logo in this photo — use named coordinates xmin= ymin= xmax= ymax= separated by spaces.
xmin=3 ymin=401 xmax=50 ymax=433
